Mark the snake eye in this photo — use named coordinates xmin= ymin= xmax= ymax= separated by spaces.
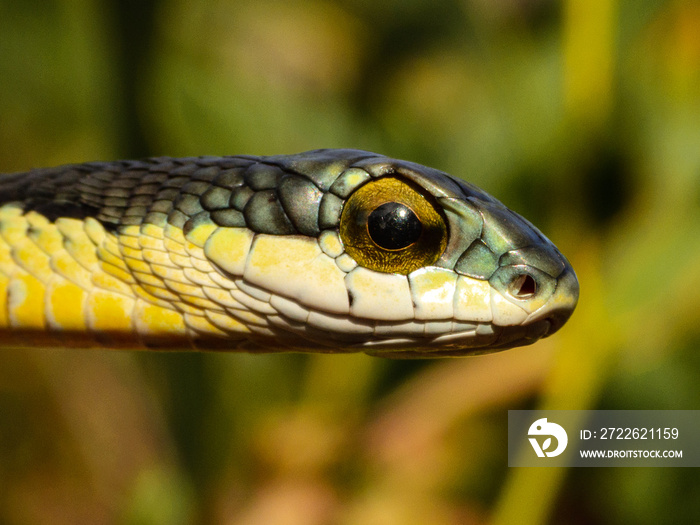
xmin=367 ymin=202 xmax=422 ymax=250
xmin=339 ymin=176 xmax=447 ymax=274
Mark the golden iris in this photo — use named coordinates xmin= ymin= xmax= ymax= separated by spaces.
xmin=339 ymin=176 xmax=448 ymax=274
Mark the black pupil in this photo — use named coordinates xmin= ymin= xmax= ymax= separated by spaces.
xmin=367 ymin=202 xmax=422 ymax=250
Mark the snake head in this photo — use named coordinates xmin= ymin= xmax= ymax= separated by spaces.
xmin=315 ymin=151 xmax=580 ymax=356
xmin=222 ymin=149 xmax=579 ymax=357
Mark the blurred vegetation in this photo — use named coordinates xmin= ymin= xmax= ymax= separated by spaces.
xmin=1 ymin=0 xmax=700 ymax=523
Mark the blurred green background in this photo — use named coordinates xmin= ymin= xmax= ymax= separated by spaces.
xmin=1 ymin=0 xmax=700 ymax=523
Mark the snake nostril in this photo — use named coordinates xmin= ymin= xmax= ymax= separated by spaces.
xmin=510 ymin=273 xmax=537 ymax=299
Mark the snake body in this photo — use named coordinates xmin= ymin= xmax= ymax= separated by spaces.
xmin=0 ymin=149 xmax=578 ymax=357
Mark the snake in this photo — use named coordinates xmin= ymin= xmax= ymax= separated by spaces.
xmin=0 ymin=149 xmax=578 ymax=357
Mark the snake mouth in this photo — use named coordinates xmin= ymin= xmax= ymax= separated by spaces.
xmin=361 ymin=317 xmax=555 ymax=358
xmin=486 ymin=318 xmax=551 ymax=351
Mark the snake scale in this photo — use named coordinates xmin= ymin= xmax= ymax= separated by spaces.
xmin=0 ymin=149 xmax=578 ymax=357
